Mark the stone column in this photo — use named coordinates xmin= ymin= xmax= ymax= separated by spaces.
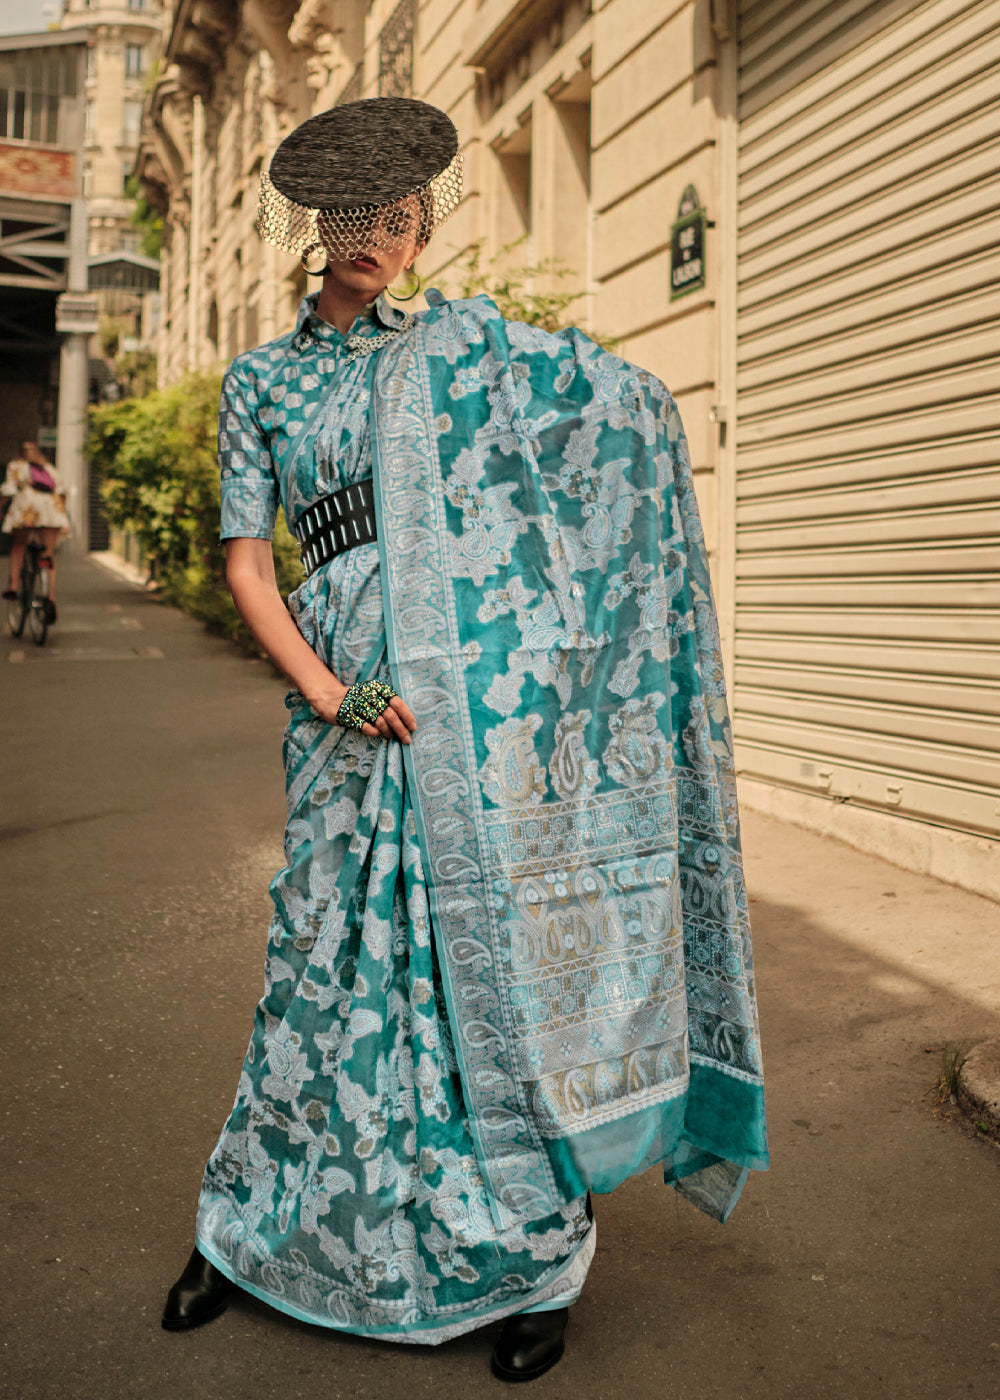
xmin=55 ymin=196 xmax=98 ymax=551
xmin=188 ymin=95 xmax=204 ymax=370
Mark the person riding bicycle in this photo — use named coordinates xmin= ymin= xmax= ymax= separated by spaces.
xmin=2 ymin=440 xmax=68 ymax=623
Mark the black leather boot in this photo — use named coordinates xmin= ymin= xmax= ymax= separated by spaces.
xmin=491 ymin=1307 xmax=569 ymax=1382
xmin=161 ymin=1246 xmax=233 ymax=1331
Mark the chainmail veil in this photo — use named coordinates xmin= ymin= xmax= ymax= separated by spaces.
xmin=257 ymin=97 xmax=463 ymax=262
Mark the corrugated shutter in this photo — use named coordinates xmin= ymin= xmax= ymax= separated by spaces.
xmin=733 ymin=0 xmax=1000 ymax=838
xmin=88 ymin=461 xmax=110 ymax=552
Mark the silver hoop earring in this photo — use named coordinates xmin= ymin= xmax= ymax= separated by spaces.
xmin=301 ymin=244 xmax=329 ymax=276
xmin=389 ymin=266 xmax=422 ymax=302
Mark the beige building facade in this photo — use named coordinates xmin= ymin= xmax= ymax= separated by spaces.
xmin=139 ymin=0 xmax=1000 ymax=897
xmin=61 ymin=0 xmax=166 ymax=257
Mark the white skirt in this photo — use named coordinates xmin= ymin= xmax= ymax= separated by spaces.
xmin=2 ymin=487 xmax=70 ymax=532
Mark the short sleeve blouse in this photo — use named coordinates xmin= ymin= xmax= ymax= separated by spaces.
xmin=216 ymin=293 xmax=415 ymax=542
xmin=218 ymin=362 xmax=279 ymax=540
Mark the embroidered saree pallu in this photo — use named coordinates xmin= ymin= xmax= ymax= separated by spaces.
xmin=372 ymin=293 xmax=768 ymax=1228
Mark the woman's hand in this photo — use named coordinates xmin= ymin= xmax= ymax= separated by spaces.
xmin=366 ymin=694 xmax=418 ymax=744
xmin=224 ymin=539 xmax=418 ymax=744
xmin=306 ymin=680 xmax=418 ymax=744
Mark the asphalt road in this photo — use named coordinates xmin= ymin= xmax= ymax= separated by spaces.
xmin=3 ymin=551 xmax=999 ymax=1400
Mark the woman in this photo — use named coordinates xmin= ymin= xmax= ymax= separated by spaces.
xmin=163 ymin=99 xmax=767 ymax=1381
xmin=2 ymin=440 xmax=68 ymax=621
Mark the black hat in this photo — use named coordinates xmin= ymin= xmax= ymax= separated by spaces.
xmin=268 ymin=97 xmax=459 ymax=209
xmin=257 ymin=97 xmax=463 ymax=263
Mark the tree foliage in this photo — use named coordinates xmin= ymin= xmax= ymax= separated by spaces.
xmin=114 ymin=349 xmax=158 ymax=399
xmin=87 ymin=372 xmax=301 ymax=654
xmin=96 ymin=315 xmax=159 ymax=400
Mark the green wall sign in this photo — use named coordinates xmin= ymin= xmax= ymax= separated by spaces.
xmin=670 ymin=184 xmax=706 ymax=299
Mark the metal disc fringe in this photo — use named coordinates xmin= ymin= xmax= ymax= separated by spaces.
xmin=256 ymin=152 xmax=463 ymax=262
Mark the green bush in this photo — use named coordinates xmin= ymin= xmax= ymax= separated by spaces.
xmin=88 ymin=371 xmax=302 ymax=656
xmin=124 ymin=174 xmax=164 ymax=259
xmin=452 ymin=239 xmax=619 ymax=349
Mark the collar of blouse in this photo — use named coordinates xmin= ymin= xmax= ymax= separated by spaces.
xmin=291 ymin=291 xmax=413 ymax=355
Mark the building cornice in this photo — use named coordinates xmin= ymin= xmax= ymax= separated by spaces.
xmin=139 ymin=66 xmax=193 ymax=206
xmin=0 ymin=30 xmax=87 ymax=53
xmin=161 ymin=0 xmax=311 ymax=115
xmin=242 ymin=0 xmax=310 ymax=120
xmin=165 ymin=0 xmax=239 ymax=98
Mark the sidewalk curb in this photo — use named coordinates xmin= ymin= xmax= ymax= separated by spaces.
xmin=956 ymin=1038 xmax=1000 ymax=1143
xmin=89 ymin=549 xmax=155 ymax=590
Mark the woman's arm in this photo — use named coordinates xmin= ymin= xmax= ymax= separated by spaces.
xmin=1 ymin=461 xmax=24 ymax=496
xmin=225 ymin=537 xmax=416 ymax=744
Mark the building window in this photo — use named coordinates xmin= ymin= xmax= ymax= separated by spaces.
xmin=230 ymin=98 xmax=244 ymax=178
xmin=0 ymin=44 xmax=79 ymax=145
xmin=85 ymin=98 xmax=95 ymax=143
xmin=125 ymin=44 xmax=145 ymax=79
xmin=207 ymin=158 xmax=218 ymax=234
xmin=378 ymin=0 xmax=415 ymax=98
xmin=547 ymin=90 xmax=591 ymax=287
xmin=206 ymin=299 xmax=219 ymax=358
xmin=493 ymin=118 xmax=532 ymax=242
xmin=127 ymin=0 xmax=146 ymax=9
xmin=82 ymin=162 xmax=93 ymax=195
xmin=86 ymin=47 xmax=96 ymax=80
xmin=122 ymin=99 xmax=143 ymax=145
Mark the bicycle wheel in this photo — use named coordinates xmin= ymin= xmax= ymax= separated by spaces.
xmin=6 ymin=587 xmax=26 ymax=638
xmin=6 ymin=555 xmax=32 ymax=639
xmin=27 ymin=558 xmax=48 ymax=646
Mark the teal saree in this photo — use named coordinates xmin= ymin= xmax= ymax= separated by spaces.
xmin=196 ymin=291 xmax=766 ymax=1343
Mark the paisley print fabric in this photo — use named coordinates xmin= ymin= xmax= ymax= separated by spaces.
xmin=200 ymin=295 xmax=594 ymax=1342
xmin=370 ymin=294 xmax=767 ymax=1224
xmin=198 ymin=289 xmax=766 ymax=1342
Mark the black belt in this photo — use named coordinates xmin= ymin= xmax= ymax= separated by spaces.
xmin=294 ymin=479 xmax=377 ymax=575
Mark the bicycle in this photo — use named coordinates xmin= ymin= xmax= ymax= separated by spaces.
xmin=5 ymin=538 xmax=53 ymax=645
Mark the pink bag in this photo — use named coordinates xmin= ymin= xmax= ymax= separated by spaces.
xmin=28 ymin=463 xmax=56 ymax=493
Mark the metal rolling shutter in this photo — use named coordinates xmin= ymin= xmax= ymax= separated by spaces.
xmin=88 ymin=462 xmax=110 ymax=552
xmin=733 ymin=0 xmax=1000 ymax=838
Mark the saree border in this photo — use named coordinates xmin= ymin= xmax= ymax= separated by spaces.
xmin=370 ymin=328 xmax=558 ymax=1226
xmin=196 ymin=1192 xmax=596 ymax=1343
